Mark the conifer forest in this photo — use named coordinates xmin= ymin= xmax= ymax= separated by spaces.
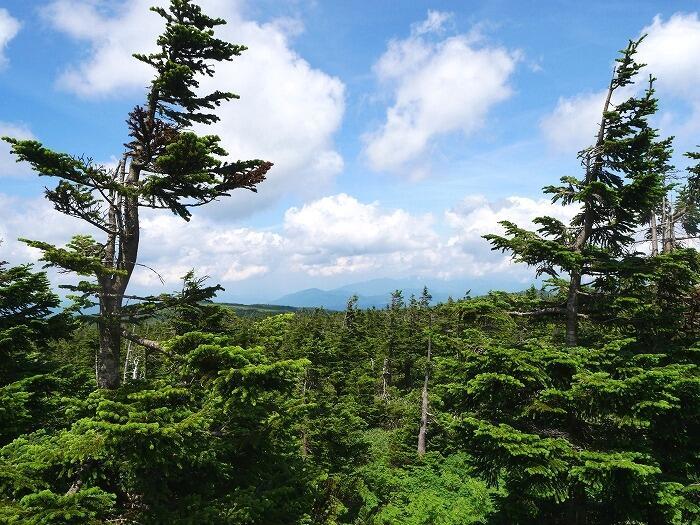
xmin=1 ymin=1 xmax=699 ymax=523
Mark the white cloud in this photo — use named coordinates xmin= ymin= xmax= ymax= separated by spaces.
xmin=364 ymin=11 xmax=520 ymax=176
xmin=43 ymin=0 xmax=156 ymax=96
xmin=222 ymin=263 xmax=268 ymax=282
xmin=540 ymin=91 xmax=606 ymax=153
xmin=639 ymin=13 xmax=700 ymax=101
xmin=541 ymin=12 xmax=700 ymax=153
xmin=284 ymin=193 xmax=436 ymax=254
xmin=539 ymin=82 xmax=639 ymax=155
xmin=0 ymin=8 xmax=20 ymax=69
xmin=0 ymin=194 xmax=88 ymax=264
xmin=42 ymin=0 xmax=345 ymax=218
xmin=442 ymin=195 xmax=578 ymax=278
xmin=445 ymin=194 xmax=577 ymax=246
xmin=282 ymin=193 xmax=438 ymax=275
xmin=130 ymin=193 xmax=574 ymax=284
xmin=130 ymin=212 xmax=285 ymax=286
xmin=0 ymin=190 xmax=576 ymax=293
xmin=638 ymin=12 xmax=700 ymax=135
xmin=0 ymin=122 xmax=34 ymax=178
xmin=412 ymin=10 xmax=452 ymax=36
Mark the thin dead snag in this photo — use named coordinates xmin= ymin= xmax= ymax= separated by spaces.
xmin=300 ymin=375 xmax=309 ymax=458
xmin=121 ymin=330 xmax=166 ymax=355
xmin=381 ymin=358 xmax=390 ymax=401
xmin=417 ymin=317 xmax=432 ymax=456
xmin=565 ymin=65 xmax=617 ymax=347
xmin=650 ymin=212 xmax=659 ymax=256
xmin=508 ymin=308 xmax=589 ymax=319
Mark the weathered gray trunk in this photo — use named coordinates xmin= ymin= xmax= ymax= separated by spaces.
xmin=97 ymin=293 xmax=122 ymax=389
xmin=381 ymin=358 xmax=389 ymax=400
xmin=95 ymin=161 xmax=141 ymax=389
xmin=565 ymin=270 xmax=581 ymax=347
xmin=650 ymin=212 xmax=659 ymax=256
xmin=564 ymin=68 xmax=615 ymax=347
xmin=662 ymin=196 xmax=675 ymax=254
xmin=417 ymin=330 xmax=431 ymax=456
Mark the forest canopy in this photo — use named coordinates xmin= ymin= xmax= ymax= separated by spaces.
xmin=1 ymin=1 xmax=699 ymax=524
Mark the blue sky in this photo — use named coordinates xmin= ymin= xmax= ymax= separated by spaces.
xmin=1 ymin=0 xmax=700 ymax=302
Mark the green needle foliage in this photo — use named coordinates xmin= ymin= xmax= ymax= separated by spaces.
xmin=2 ymin=0 xmax=272 ymax=389
xmin=485 ymin=37 xmax=669 ymax=346
xmin=2 ymin=15 xmax=700 ymax=525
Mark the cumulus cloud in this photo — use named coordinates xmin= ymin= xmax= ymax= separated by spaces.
xmin=43 ymin=0 xmax=153 ymax=94
xmin=539 ymin=82 xmax=641 ymax=155
xmin=0 ymin=8 xmax=20 ymax=69
xmin=638 ymin=12 xmax=700 ymax=135
xmin=283 ymin=193 xmax=438 ymax=276
xmin=2 ymin=189 xmax=574 ymax=294
xmin=541 ymin=12 xmax=700 ymax=153
xmin=0 ymin=194 xmax=88 ymax=264
xmin=639 ymin=13 xmax=700 ymax=101
xmin=42 ymin=0 xmax=345 ymax=218
xmin=441 ymin=195 xmax=578 ymax=278
xmin=445 ymin=195 xmax=577 ymax=248
xmin=0 ymin=122 xmax=34 ymax=178
xmin=128 ymin=212 xmax=285 ymax=286
xmin=364 ymin=11 xmax=520 ymax=176
xmin=540 ymin=91 xmax=606 ymax=154
xmin=128 ymin=193 xmax=576 ymax=284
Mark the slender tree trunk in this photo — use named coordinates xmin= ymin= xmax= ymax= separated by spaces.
xmin=417 ymin=327 xmax=432 ymax=456
xmin=132 ymin=357 xmax=139 ymax=380
xmin=300 ymin=377 xmax=309 ymax=457
xmin=564 ymin=68 xmax=615 ymax=347
xmin=662 ymin=196 xmax=673 ymax=253
xmin=381 ymin=358 xmax=389 ymax=400
xmin=666 ymin=201 xmax=676 ymax=254
xmin=95 ymin=161 xmax=141 ymax=389
xmin=565 ymin=270 xmax=581 ymax=347
xmin=97 ymin=292 xmax=122 ymax=389
xmin=123 ymin=334 xmax=133 ymax=383
xmin=650 ymin=212 xmax=659 ymax=256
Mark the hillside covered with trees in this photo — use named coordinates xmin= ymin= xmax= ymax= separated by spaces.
xmin=1 ymin=1 xmax=699 ymax=523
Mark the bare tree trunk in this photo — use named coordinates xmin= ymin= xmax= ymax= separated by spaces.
xmin=564 ymin=68 xmax=616 ymax=347
xmin=417 ymin=327 xmax=432 ymax=456
xmin=95 ymin=160 xmax=141 ymax=389
xmin=97 ymin=292 xmax=122 ymax=389
xmin=381 ymin=358 xmax=389 ymax=400
xmin=650 ymin=212 xmax=659 ymax=256
xmin=667 ymin=200 xmax=676 ymax=253
xmin=300 ymin=376 xmax=309 ymax=457
xmin=123 ymin=334 xmax=133 ymax=383
xmin=565 ymin=270 xmax=581 ymax=347
xmin=122 ymin=330 xmax=164 ymax=354
xmin=662 ymin=196 xmax=673 ymax=253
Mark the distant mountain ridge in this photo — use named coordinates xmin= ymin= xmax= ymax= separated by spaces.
xmin=270 ymin=279 xmax=459 ymax=311
xmin=217 ymin=302 xmax=298 ymax=317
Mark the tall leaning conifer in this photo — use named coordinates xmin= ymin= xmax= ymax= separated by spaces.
xmin=485 ymin=37 xmax=667 ymax=345
xmin=3 ymin=0 xmax=271 ymax=388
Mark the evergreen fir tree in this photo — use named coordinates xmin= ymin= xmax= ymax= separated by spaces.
xmin=649 ymin=148 xmax=700 ymax=252
xmin=2 ymin=0 xmax=271 ymax=388
xmin=485 ymin=37 xmax=667 ymax=345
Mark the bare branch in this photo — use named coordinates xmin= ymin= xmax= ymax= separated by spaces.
xmin=121 ymin=330 xmax=167 ymax=354
xmin=134 ymin=262 xmax=165 ymax=285
xmin=508 ymin=307 xmax=589 ymax=319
